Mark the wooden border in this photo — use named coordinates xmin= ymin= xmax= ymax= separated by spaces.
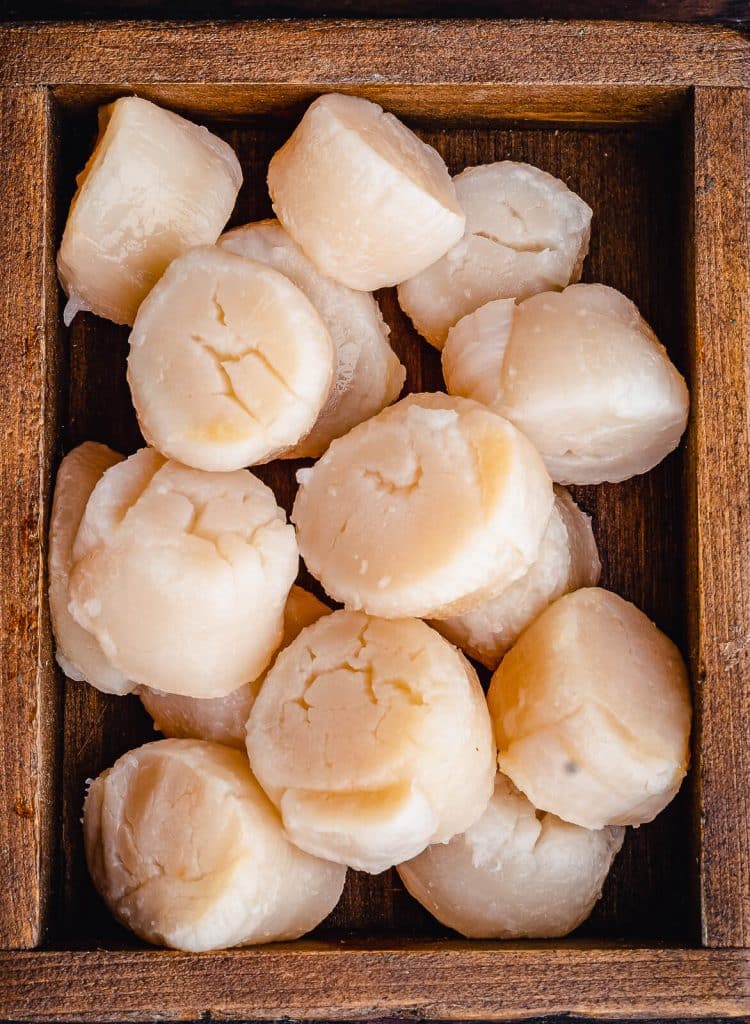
xmin=688 ymin=86 xmax=750 ymax=949
xmin=0 ymin=86 xmax=61 ymax=951
xmin=0 ymin=20 xmax=749 ymax=90
xmin=0 ymin=944 xmax=747 ymax=1021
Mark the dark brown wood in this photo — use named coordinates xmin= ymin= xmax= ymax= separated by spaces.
xmin=0 ymin=87 xmax=61 ymax=950
xmin=0 ymin=20 xmax=749 ymax=92
xmin=686 ymin=87 xmax=750 ymax=949
xmin=51 ymin=82 xmax=689 ymax=127
xmin=0 ymin=944 xmax=747 ymax=1021
xmin=3 ymin=1 xmax=749 ymax=27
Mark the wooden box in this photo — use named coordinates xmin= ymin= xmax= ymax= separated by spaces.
xmin=0 ymin=18 xmax=748 ymax=1021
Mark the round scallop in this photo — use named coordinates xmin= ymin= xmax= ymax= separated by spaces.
xmin=430 ymin=486 xmax=600 ymax=669
xmin=443 ymin=286 xmax=689 ymax=484
xmin=487 ymin=588 xmax=692 ymax=830
xmin=397 ymin=773 xmax=625 ymax=939
xmin=139 ymin=586 xmax=331 ymax=749
xmin=291 ymin=393 xmax=554 ymax=619
xmin=398 ymin=161 xmax=592 ymax=349
xmin=219 ymin=220 xmax=405 ymax=457
xmin=67 ymin=448 xmax=298 ymax=698
xmin=127 ymin=246 xmax=335 ymax=472
xmin=267 ymin=93 xmax=465 ymax=291
xmin=48 ymin=442 xmax=134 ymax=695
xmin=58 ymin=95 xmax=242 ymax=327
xmin=246 ymin=611 xmax=496 ymax=873
xmin=84 ymin=739 xmax=346 ymax=951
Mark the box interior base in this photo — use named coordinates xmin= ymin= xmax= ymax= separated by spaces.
xmin=49 ymin=92 xmax=697 ymax=950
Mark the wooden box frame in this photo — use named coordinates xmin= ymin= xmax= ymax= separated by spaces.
xmin=0 ymin=18 xmax=748 ymax=1021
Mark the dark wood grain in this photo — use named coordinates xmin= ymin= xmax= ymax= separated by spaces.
xmin=0 ymin=20 xmax=749 ymax=92
xmin=0 ymin=87 xmax=62 ymax=950
xmin=0 ymin=944 xmax=747 ymax=1022
xmin=685 ymin=87 xmax=750 ymax=949
xmin=2 ymin=0 xmax=748 ymax=25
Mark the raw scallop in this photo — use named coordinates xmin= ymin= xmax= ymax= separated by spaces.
xmin=268 ymin=93 xmax=465 ymax=290
xmin=398 ymin=773 xmax=624 ymax=938
xmin=219 ymin=219 xmax=405 ymax=457
xmin=67 ymin=448 xmax=298 ymax=697
xmin=246 ymin=611 xmax=496 ymax=873
xmin=58 ymin=96 xmax=242 ymax=326
xmin=442 ymin=286 xmax=689 ymax=484
xmin=139 ymin=586 xmax=331 ymax=748
xmin=84 ymin=739 xmax=346 ymax=951
xmin=431 ymin=485 xmax=600 ymax=669
xmin=291 ymin=393 xmax=554 ymax=619
xmin=398 ymin=161 xmax=591 ymax=348
xmin=487 ymin=588 xmax=692 ymax=830
xmin=127 ymin=246 xmax=334 ymax=472
xmin=48 ymin=442 xmax=133 ymax=695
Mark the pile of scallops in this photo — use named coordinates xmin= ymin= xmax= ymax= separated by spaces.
xmin=50 ymin=93 xmax=692 ymax=952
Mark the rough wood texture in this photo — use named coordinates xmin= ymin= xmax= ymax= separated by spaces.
xmin=0 ymin=87 xmax=61 ymax=950
xmin=0 ymin=944 xmax=747 ymax=1021
xmin=53 ymin=110 xmax=693 ymax=947
xmin=687 ymin=87 xmax=750 ymax=949
xmin=0 ymin=20 xmax=749 ymax=91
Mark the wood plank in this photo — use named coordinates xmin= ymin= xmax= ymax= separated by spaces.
xmin=0 ymin=20 xmax=749 ymax=91
xmin=687 ymin=87 xmax=750 ymax=949
xmin=0 ymin=944 xmax=746 ymax=1021
xmin=0 ymin=87 xmax=62 ymax=949
xmin=51 ymin=82 xmax=688 ymax=126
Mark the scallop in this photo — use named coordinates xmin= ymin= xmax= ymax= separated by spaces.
xmin=487 ymin=588 xmax=692 ymax=830
xmin=443 ymin=285 xmax=689 ymax=484
xmin=246 ymin=611 xmax=496 ymax=873
xmin=58 ymin=96 xmax=242 ymax=327
xmin=67 ymin=448 xmax=298 ymax=698
xmin=127 ymin=246 xmax=335 ymax=472
xmin=84 ymin=739 xmax=346 ymax=951
xmin=267 ymin=93 xmax=465 ymax=290
xmin=431 ymin=485 xmax=600 ymax=669
xmin=48 ymin=442 xmax=133 ymax=695
xmin=139 ymin=586 xmax=331 ymax=749
xmin=398 ymin=161 xmax=592 ymax=349
xmin=291 ymin=393 xmax=553 ymax=619
xmin=398 ymin=773 xmax=625 ymax=938
xmin=219 ymin=220 xmax=405 ymax=457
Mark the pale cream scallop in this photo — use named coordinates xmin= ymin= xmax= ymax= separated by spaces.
xmin=267 ymin=93 xmax=465 ymax=291
xmin=431 ymin=486 xmax=600 ymax=669
xmin=48 ymin=442 xmax=134 ymax=695
xmin=219 ymin=219 xmax=406 ymax=457
xmin=67 ymin=448 xmax=298 ymax=698
xmin=139 ymin=587 xmax=331 ymax=749
xmin=443 ymin=286 xmax=689 ymax=485
xmin=398 ymin=161 xmax=592 ymax=349
xmin=398 ymin=773 xmax=625 ymax=939
xmin=246 ymin=611 xmax=496 ymax=873
xmin=84 ymin=739 xmax=346 ymax=951
xmin=58 ymin=96 xmax=242 ymax=327
xmin=291 ymin=393 xmax=554 ymax=619
xmin=487 ymin=588 xmax=692 ymax=830
xmin=127 ymin=246 xmax=335 ymax=472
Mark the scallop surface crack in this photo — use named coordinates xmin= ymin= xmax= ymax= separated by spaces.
xmin=246 ymin=611 xmax=496 ymax=872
